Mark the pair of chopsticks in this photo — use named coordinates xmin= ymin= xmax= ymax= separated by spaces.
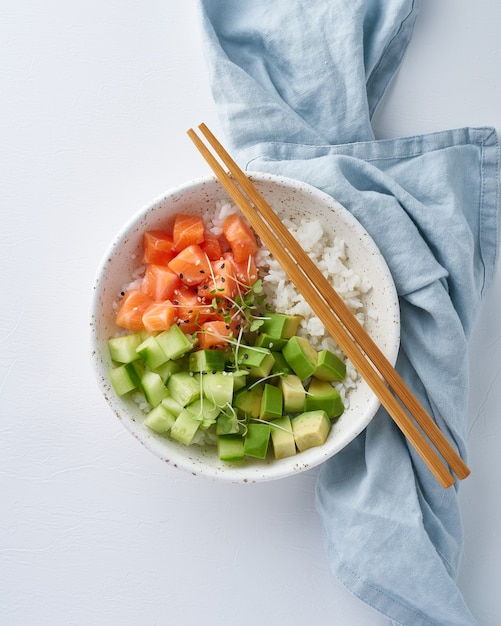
xmin=187 ymin=123 xmax=470 ymax=488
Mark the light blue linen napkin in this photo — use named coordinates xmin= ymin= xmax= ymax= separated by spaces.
xmin=197 ymin=1 xmax=499 ymax=624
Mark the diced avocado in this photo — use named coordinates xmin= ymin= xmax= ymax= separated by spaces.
xmin=279 ymin=374 xmax=306 ymax=413
xmin=108 ymin=333 xmax=142 ymax=364
xmin=202 ymin=371 xmax=234 ymax=408
xmin=259 ymin=313 xmax=302 ymax=339
xmin=270 ymin=416 xmax=297 ymax=459
xmin=216 ymin=408 xmax=241 ymax=435
xmin=167 ymin=371 xmax=200 ymax=406
xmin=231 ymin=370 xmax=248 ymax=392
xmin=270 ymin=351 xmax=292 ymax=376
xmin=314 ymin=349 xmax=346 ymax=382
xmin=237 ymin=346 xmax=275 ymax=378
xmin=292 ymin=410 xmax=331 ymax=452
xmin=140 ymin=370 xmax=169 ymax=406
xmin=217 ymin=434 xmax=245 ymax=462
xmin=160 ymin=396 xmax=183 ymax=417
xmin=254 ymin=333 xmax=288 ymax=351
xmin=170 ymin=408 xmax=201 ymax=445
xmin=304 ymin=378 xmax=344 ymax=417
xmin=189 ymin=349 xmax=225 ymax=373
xmin=234 ymin=385 xmax=263 ymax=418
xmin=109 ymin=362 xmax=141 ymax=396
xmin=156 ymin=324 xmax=195 ymax=360
xmin=136 ymin=334 xmax=169 ymax=369
xmin=259 ymin=384 xmax=283 ymax=420
xmin=282 ymin=335 xmax=318 ymax=380
xmin=243 ymin=423 xmax=271 ymax=459
xmin=144 ymin=403 xmax=177 ymax=434
xmin=153 ymin=359 xmax=181 ymax=384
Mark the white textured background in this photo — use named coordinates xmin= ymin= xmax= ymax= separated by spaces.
xmin=1 ymin=1 xmax=500 ymax=624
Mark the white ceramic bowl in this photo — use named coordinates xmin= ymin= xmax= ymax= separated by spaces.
xmin=90 ymin=172 xmax=400 ymax=482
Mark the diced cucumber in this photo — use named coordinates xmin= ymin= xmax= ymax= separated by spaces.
xmin=109 ymin=362 xmax=141 ymax=396
xmin=144 ymin=403 xmax=177 ymax=434
xmin=170 ymin=408 xmax=201 ymax=445
xmin=140 ymin=370 xmax=169 ymax=406
xmin=136 ymin=334 xmax=169 ymax=370
xmin=185 ymin=398 xmax=221 ymax=424
xmin=279 ymin=374 xmax=306 ymax=413
xmin=259 ymin=313 xmax=302 ymax=339
xmin=189 ymin=349 xmax=226 ymax=373
xmin=217 ymin=434 xmax=245 ymax=462
xmin=216 ymin=409 xmax=241 ymax=435
xmin=231 ymin=370 xmax=248 ymax=392
xmin=282 ymin=335 xmax=318 ymax=380
xmin=292 ymin=410 xmax=331 ymax=452
xmin=237 ymin=346 xmax=275 ymax=378
xmin=314 ymin=349 xmax=346 ymax=382
xmin=161 ymin=396 xmax=184 ymax=417
xmin=243 ymin=423 xmax=271 ymax=459
xmin=270 ymin=416 xmax=296 ymax=459
xmin=202 ymin=371 xmax=234 ymax=408
xmin=304 ymin=378 xmax=344 ymax=417
xmin=153 ymin=359 xmax=182 ymax=384
xmin=156 ymin=324 xmax=195 ymax=360
xmin=108 ymin=333 xmax=142 ymax=364
xmin=259 ymin=384 xmax=283 ymax=420
xmin=167 ymin=371 xmax=200 ymax=407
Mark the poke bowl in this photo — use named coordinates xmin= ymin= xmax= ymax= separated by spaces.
xmin=90 ymin=172 xmax=400 ymax=482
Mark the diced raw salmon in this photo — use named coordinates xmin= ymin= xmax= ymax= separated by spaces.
xmin=142 ymin=231 xmax=176 ymax=265
xmin=168 ymin=244 xmax=212 ymax=286
xmin=223 ymin=252 xmax=258 ymax=290
xmin=222 ymin=213 xmax=258 ymax=263
xmin=142 ymin=300 xmax=177 ymax=333
xmin=173 ymin=214 xmax=205 ymax=250
xmin=200 ymin=232 xmax=223 ymax=261
xmin=115 ymin=290 xmax=152 ymax=331
xmin=197 ymin=320 xmax=233 ymax=350
xmin=141 ymin=264 xmax=181 ymax=301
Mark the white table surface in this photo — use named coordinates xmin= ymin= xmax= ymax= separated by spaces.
xmin=2 ymin=1 xmax=500 ymax=624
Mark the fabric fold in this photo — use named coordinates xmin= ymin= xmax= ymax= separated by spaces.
xmin=197 ymin=1 xmax=499 ymax=624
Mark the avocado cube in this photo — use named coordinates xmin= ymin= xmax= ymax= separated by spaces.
xmin=167 ymin=371 xmax=200 ymax=406
xmin=144 ymin=403 xmax=177 ymax=434
xmin=234 ymin=386 xmax=263 ymax=418
xmin=270 ymin=352 xmax=292 ymax=376
xmin=202 ymin=371 xmax=234 ymax=408
xmin=108 ymin=333 xmax=142 ymax=364
xmin=279 ymin=374 xmax=306 ymax=413
xmin=216 ymin=409 xmax=241 ymax=435
xmin=259 ymin=384 xmax=283 ymax=420
xmin=217 ymin=434 xmax=245 ymax=462
xmin=292 ymin=410 xmax=331 ymax=452
xmin=237 ymin=347 xmax=275 ymax=378
xmin=231 ymin=370 xmax=248 ymax=392
xmin=254 ymin=333 xmax=288 ymax=351
xmin=314 ymin=349 xmax=346 ymax=382
xmin=170 ymin=408 xmax=201 ymax=445
xmin=270 ymin=416 xmax=297 ymax=459
xmin=282 ymin=335 xmax=318 ymax=380
xmin=156 ymin=324 xmax=195 ymax=360
xmin=140 ymin=370 xmax=169 ymax=406
xmin=243 ymin=423 xmax=271 ymax=459
xmin=259 ymin=313 xmax=302 ymax=339
xmin=136 ymin=334 xmax=169 ymax=369
xmin=189 ymin=349 xmax=225 ymax=373
xmin=304 ymin=378 xmax=344 ymax=417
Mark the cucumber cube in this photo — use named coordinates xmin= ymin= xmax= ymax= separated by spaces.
xmin=270 ymin=416 xmax=297 ymax=459
xmin=282 ymin=335 xmax=318 ymax=380
xmin=153 ymin=359 xmax=182 ymax=384
xmin=304 ymin=378 xmax=344 ymax=417
xmin=136 ymin=334 xmax=169 ymax=369
xmin=279 ymin=374 xmax=306 ymax=413
xmin=185 ymin=398 xmax=221 ymax=424
xmin=161 ymin=396 xmax=183 ymax=417
xmin=237 ymin=347 xmax=275 ymax=378
xmin=170 ymin=408 xmax=201 ymax=445
xmin=202 ymin=371 xmax=234 ymax=408
xmin=314 ymin=349 xmax=346 ymax=382
xmin=156 ymin=324 xmax=195 ymax=360
xmin=144 ymin=403 xmax=177 ymax=434
xmin=140 ymin=370 xmax=169 ymax=406
xmin=243 ymin=423 xmax=271 ymax=459
xmin=108 ymin=333 xmax=142 ymax=364
xmin=109 ymin=362 xmax=141 ymax=396
xmin=217 ymin=434 xmax=245 ymax=462
xmin=259 ymin=384 xmax=283 ymax=421
xmin=189 ymin=349 xmax=225 ymax=373
xmin=292 ymin=410 xmax=331 ymax=452
xmin=167 ymin=371 xmax=200 ymax=407
xmin=231 ymin=370 xmax=248 ymax=392
xmin=216 ymin=409 xmax=241 ymax=435
xmin=259 ymin=313 xmax=302 ymax=339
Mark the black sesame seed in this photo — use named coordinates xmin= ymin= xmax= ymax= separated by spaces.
xmin=179 ymin=273 xmax=183 ymax=279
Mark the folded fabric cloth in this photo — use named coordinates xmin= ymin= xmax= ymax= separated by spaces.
xmin=197 ymin=1 xmax=499 ymax=624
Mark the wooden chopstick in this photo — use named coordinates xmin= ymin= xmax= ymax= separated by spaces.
xmin=187 ymin=123 xmax=469 ymax=487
